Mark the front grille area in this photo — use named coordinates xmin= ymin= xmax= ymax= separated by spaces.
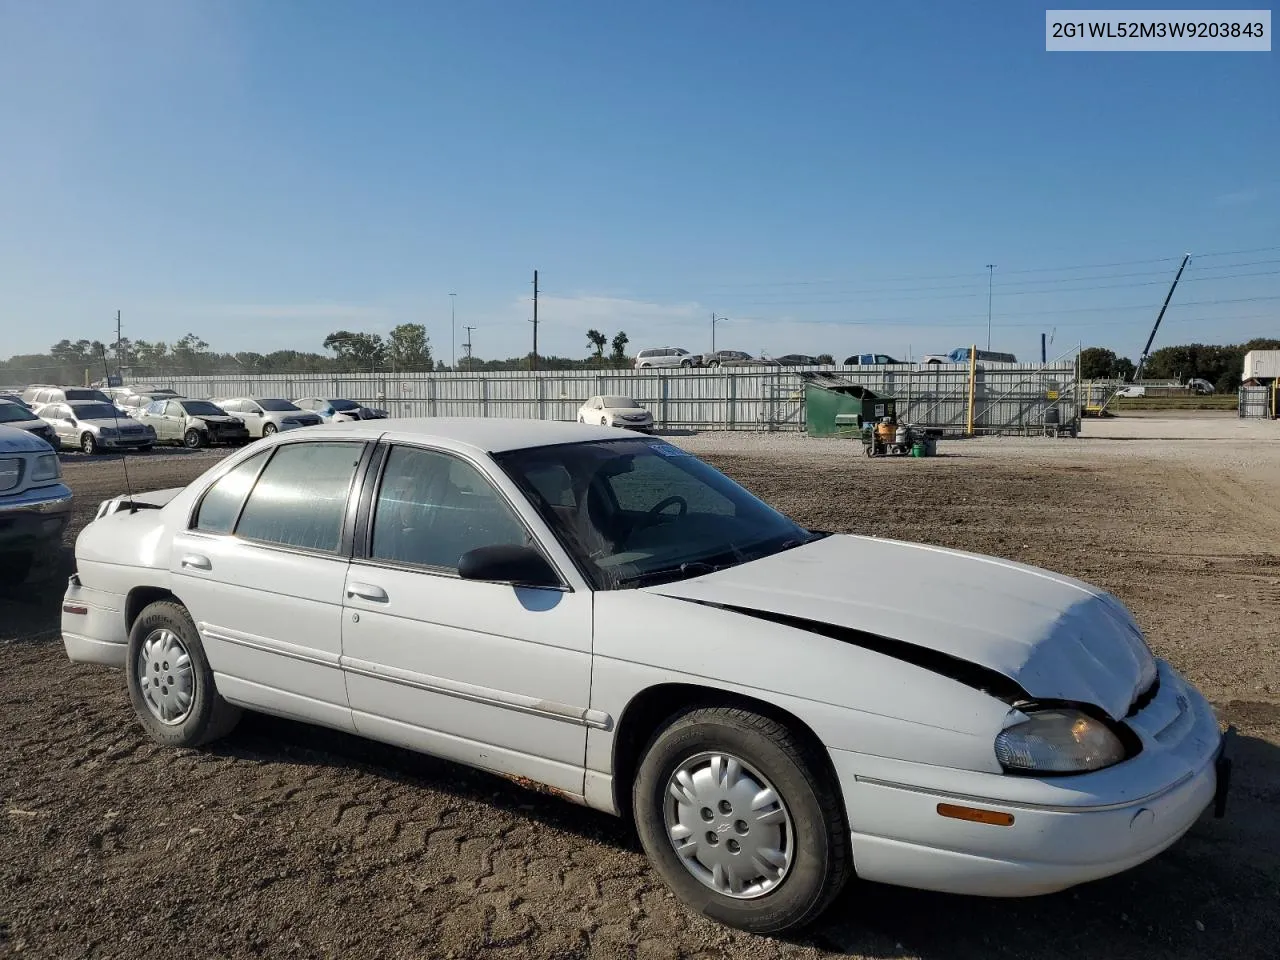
xmin=0 ymin=457 xmax=21 ymax=492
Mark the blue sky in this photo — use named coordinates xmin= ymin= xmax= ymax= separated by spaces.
xmin=1 ymin=0 xmax=1276 ymax=366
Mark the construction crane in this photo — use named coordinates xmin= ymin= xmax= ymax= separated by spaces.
xmin=1133 ymin=253 xmax=1191 ymax=382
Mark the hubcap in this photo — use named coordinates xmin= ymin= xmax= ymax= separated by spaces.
xmin=664 ymin=752 xmax=793 ymax=899
xmin=136 ymin=628 xmax=195 ymax=725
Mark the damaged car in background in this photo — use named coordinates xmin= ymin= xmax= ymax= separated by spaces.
xmin=0 ymin=423 xmax=71 ymax=583
xmin=58 ymin=419 xmax=1232 ymax=934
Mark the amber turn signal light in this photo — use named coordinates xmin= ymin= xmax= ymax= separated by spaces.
xmin=936 ymin=803 xmax=1014 ymax=826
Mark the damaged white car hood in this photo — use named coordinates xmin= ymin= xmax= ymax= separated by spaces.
xmin=650 ymin=534 xmax=1157 ymax=720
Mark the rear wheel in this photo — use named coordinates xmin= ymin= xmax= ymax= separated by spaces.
xmin=183 ymin=428 xmax=204 ymax=450
xmin=633 ymin=706 xmax=851 ymax=933
xmin=80 ymin=433 xmax=98 ymax=455
xmin=681 ymin=359 xmax=693 ymax=368
xmin=601 ymin=416 xmax=610 ymax=427
xmin=126 ymin=600 xmax=241 ymax=747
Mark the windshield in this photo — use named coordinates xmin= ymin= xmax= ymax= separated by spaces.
xmin=181 ymin=400 xmax=226 ymax=416
xmin=329 ymin=399 xmax=360 ymax=410
xmin=600 ymin=396 xmax=640 ymax=409
xmin=258 ymin=399 xmax=301 ymax=412
xmin=68 ymin=403 xmax=122 ymax=420
xmin=0 ymin=403 xmax=37 ymax=423
xmin=495 ymin=438 xmax=818 ymax=590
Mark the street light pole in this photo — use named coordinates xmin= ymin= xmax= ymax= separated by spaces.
xmin=711 ymin=313 xmax=725 ymax=353
xmin=449 ymin=293 xmax=457 ymax=370
xmin=985 ymin=264 xmax=996 ymax=351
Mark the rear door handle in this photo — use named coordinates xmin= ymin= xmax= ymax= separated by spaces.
xmin=347 ymin=582 xmax=388 ymax=602
xmin=181 ymin=554 xmax=212 ymax=571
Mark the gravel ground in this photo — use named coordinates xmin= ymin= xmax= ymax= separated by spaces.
xmin=2 ymin=428 xmax=1278 ymax=960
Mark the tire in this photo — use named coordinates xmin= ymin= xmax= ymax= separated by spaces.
xmin=579 ymin=416 xmax=586 ymax=423
xmin=708 ymin=360 xmax=721 ymax=368
xmin=681 ymin=359 xmax=693 ymax=368
xmin=262 ymin=422 xmax=277 ymax=436
xmin=80 ymin=433 xmax=98 ymax=455
xmin=126 ymin=600 xmax=242 ymax=748
xmin=183 ymin=428 xmax=204 ymax=450
xmin=601 ymin=417 xmax=610 ymax=427
xmin=632 ymin=706 xmax=851 ymax=934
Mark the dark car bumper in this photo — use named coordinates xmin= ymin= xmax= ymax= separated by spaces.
xmin=206 ymin=428 xmax=251 ymax=445
xmin=0 ymin=484 xmax=73 ymax=555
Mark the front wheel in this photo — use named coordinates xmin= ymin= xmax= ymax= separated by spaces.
xmin=261 ymin=422 xmax=277 ymax=436
xmin=184 ymin=428 xmax=204 ymax=449
xmin=681 ymin=359 xmax=693 ymax=368
xmin=80 ymin=433 xmax=98 ymax=455
xmin=601 ymin=417 xmax=610 ymax=427
xmin=633 ymin=706 xmax=851 ymax=934
xmin=126 ymin=600 xmax=242 ymax=747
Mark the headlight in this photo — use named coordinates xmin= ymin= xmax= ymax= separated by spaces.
xmin=99 ymin=427 xmax=117 ymax=437
xmin=31 ymin=453 xmax=61 ymax=481
xmin=994 ymin=708 xmax=1127 ymax=774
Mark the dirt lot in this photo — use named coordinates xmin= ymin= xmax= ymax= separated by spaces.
xmin=3 ymin=426 xmax=1279 ymax=960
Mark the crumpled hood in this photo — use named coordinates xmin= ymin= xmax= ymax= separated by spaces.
xmin=650 ymin=534 xmax=1156 ymax=720
xmin=194 ymin=416 xmax=244 ymax=427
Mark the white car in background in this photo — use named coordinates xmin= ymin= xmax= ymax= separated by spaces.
xmin=38 ymin=400 xmax=156 ymax=454
xmin=577 ymin=395 xmax=654 ymax=431
xmin=210 ymin=398 xmax=323 ymax=437
xmin=60 ymin=420 xmax=1231 ymax=934
xmin=294 ymin=397 xmax=390 ymax=422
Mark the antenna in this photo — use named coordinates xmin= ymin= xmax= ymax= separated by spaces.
xmin=99 ymin=344 xmax=137 ymax=512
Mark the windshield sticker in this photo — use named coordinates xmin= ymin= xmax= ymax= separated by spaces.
xmin=648 ymin=441 xmax=691 ymax=457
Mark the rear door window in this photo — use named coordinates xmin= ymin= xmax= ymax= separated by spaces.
xmin=234 ymin=442 xmax=364 ymax=552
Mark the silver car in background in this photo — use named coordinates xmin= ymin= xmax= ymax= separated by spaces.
xmin=294 ymin=397 xmax=389 ymax=422
xmin=37 ymin=400 xmax=156 ymax=454
xmin=211 ymin=398 xmax=323 ymax=437
xmin=634 ymin=347 xmax=700 ymax=369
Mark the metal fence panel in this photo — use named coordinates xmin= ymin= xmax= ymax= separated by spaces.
xmin=149 ymin=362 xmax=1077 ymax=435
xmin=1238 ymin=386 xmax=1270 ymax=418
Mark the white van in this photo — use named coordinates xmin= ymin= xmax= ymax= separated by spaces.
xmin=634 ymin=347 xmax=700 ymax=369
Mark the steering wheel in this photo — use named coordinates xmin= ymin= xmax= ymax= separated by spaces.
xmin=647 ymin=495 xmax=688 ymax=519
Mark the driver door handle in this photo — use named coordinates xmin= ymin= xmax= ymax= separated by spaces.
xmin=181 ymin=554 xmax=212 ymax=571
xmin=347 ymin=582 xmax=388 ymax=602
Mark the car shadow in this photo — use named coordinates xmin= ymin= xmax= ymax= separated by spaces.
xmin=210 ymin=710 xmax=1280 ymax=960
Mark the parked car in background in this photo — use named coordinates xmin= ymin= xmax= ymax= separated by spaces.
xmin=1113 ymin=385 xmax=1146 ymax=398
xmin=1187 ymin=378 xmax=1215 ymax=395
xmin=772 ymin=354 xmax=822 ymax=366
xmin=60 ymin=419 xmax=1231 ymax=934
xmin=0 ymin=393 xmax=32 ymax=409
xmin=635 ymin=347 xmax=700 ymax=369
xmin=111 ymin=389 xmax=184 ymax=415
xmin=0 ymin=423 xmax=71 ymax=582
xmin=38 ymin=400 xmax=156 ymax=454
xmin=0 ymin=399 xmax=59 ymax=447
xmin=136 ymin=399 xmax=250 ymax=449
xmin=844 ymin=353 xmax=901 ymax=365
xmin=923 ymin=348 xmax=1018 ymax=365
xmin=23 ymin=386 xmax=113 ymax=407
xmin=294 ymin=398 xmax=390 ymax=422
xmin=701 ymin=350 xmax=760 ymax=368
xmin=211 ymin=398 xmax=323 ymax=437
xmin=576 ymin=395 xmax=654 ymax=431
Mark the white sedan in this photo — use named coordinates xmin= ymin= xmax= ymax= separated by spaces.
xmin=61 ymin=419 xmax=1231 ymax=933
xmin=577 ymin=395 xmax=654 ymax=431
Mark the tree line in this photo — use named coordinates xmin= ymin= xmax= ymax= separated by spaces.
xmin=1079 ymin=337 xmax=1280 ymax=392
xmin=0 ymin=324 xmax=639 ymax=386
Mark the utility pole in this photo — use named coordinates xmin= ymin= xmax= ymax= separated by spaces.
xmin=449 ymin=292 xmax=457 ymax=369
xmin=530 ymin=269 xmax=539 ymax=372
xmin=1041 ymin=333 xmax=1047 ymax=364
xmin=115 ymin=310 xmax=122 ymax=379
xmin=464 ymin=325 xmax=476 ymax=372
xmin=985 ymin=264 xmax=996 ymax=351
xmin=711 ymin=313 xmax=725 ymax=353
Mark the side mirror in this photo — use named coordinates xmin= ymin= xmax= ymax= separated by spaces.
xmin=457 ymin=544 xmax=560 ymax=588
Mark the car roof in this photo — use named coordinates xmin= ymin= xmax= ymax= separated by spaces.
xmin=307 ymin=417 xmax=626 ymax=454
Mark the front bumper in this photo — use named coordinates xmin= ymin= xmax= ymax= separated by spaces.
xmin=833 ymin=660 xmax=1226 ymax=897
xmin=0 ymin=484 xmax=73 ymax=552
xmin=97 ymin=435 xmax=153 ymax=449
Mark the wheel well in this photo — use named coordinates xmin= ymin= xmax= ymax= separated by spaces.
xmin=125 ymin=586 xmax=178 ymax=633
xmin=610 ymin=683 xmax=839 ymax=821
